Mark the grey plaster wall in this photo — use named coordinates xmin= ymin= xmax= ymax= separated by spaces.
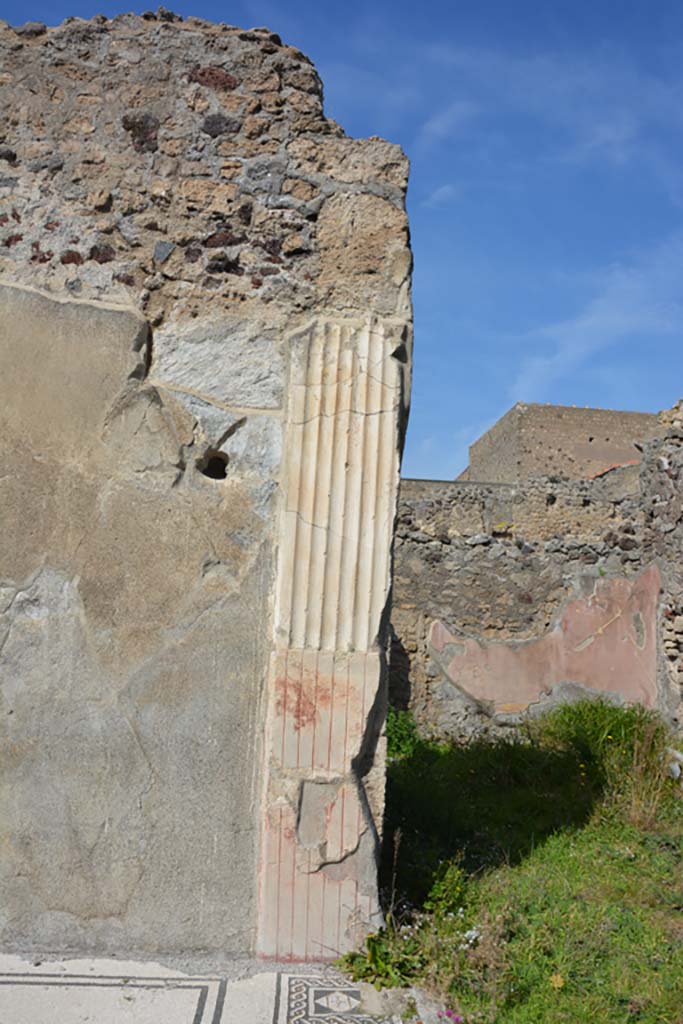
xmin=0 ymin=284 xmax=275 ymax=954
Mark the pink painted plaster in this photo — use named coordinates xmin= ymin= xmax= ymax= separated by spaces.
xmin=429 ymin=565 xmax=660 ymax=713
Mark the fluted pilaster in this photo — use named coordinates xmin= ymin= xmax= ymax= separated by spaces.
xmin=256 ymin=316 xmax=408 ymax=960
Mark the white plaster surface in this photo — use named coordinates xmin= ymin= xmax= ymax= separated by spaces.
xmin=151 ymin=317 xmax=285 ymax=410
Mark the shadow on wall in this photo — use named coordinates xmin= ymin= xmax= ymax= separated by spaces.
xmin=388 ymin=627 xmax=412 ymax=711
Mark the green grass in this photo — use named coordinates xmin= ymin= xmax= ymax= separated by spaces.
xmin=342 ymin=701 xmax=683 ymax=1023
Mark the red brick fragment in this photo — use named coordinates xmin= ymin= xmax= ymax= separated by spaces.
xmin=189 ymin=65 xmax=238 ymax=91
xmin=60 ymin=250 xmax=83 ymax=265
xmin=89 ymin=243 xmax=116 ymax=263
xmin=204 ymin=227 xmax=245 ymax=247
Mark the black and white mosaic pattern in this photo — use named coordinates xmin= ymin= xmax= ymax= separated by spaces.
xmin=0 ymin=971 xmax=226 ymax=1023
xmin=279 ymin=975 xmax=387 ymax=1024
xmin=0 ymin=966 xmax=388 ymax=1024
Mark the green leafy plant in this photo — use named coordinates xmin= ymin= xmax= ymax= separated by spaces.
xmin=531 ymin=698 xmax=673 ymax=824
xmin=343 ymin=700 xmax=683 ymax=1022
xmin=423 ymin=859 xmax=469 ymax=917
xmin=386 ymin=705 xmax=422 ymax=762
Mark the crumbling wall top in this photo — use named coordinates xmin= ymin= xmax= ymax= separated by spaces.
xmin=0 ymin=10 xmax=411 ymax=328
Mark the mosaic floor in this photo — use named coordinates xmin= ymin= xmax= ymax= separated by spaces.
xmin=0 ymin=955 xmax=394 ymax=1024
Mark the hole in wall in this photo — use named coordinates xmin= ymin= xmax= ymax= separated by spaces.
xmin=198 ymin=450 xmax=229 ymax=480
xmin=546 ymin=493 xmax=557 ymax=506
xmin=588 ymin=436 xmax=594 ymax=443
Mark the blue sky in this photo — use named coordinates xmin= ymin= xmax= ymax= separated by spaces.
xmin=5 ymin=0 xmax=683 ymax=478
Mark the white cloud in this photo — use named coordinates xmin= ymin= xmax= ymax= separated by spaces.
xmin=559 ymin=108 xmax=640 ymax=165
xmin=418 ymin=42 xmax=683 ymax=167
xmin=421 ymin=183 xmax=462 ymax=207
xmin=510 ymin=233 xmax=683 ymax=399
xmin=418 ymin=99 xmax=479 ymax=145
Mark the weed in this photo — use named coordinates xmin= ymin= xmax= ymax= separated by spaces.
xmin=531 ymin=699 xmax=674 ymax=826
xmin=343 ymin=700 xmax=683 ymax=1022
xmin=387 ymin=706 xmax=422 ymax=762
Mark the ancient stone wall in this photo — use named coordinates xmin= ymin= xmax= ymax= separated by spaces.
xmin=0 ymin=12 xmax=412 ymax=961
xmin=401 ymin=469 xmax=641 ymax=542
xmin=457 ymin=405 xmax=522 ymax=483
xmin=392 ymin=440 xmax=683 ymax=740
xmin=461 ymin=403 xmax=661 ymax=483
xmin=640 ymin=404 xmax=683 ymax=735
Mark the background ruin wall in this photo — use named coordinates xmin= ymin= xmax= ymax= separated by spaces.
xmin=393 ymin=424 xmax=683 ymax=740
xmin=0 ymin=12 xmax=412 ymax=961
xmin=459 ymin=403 xmax=661 ymax=483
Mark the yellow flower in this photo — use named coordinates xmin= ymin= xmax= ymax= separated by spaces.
xmin=550 ymin=973 xmax=565 ymax=990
